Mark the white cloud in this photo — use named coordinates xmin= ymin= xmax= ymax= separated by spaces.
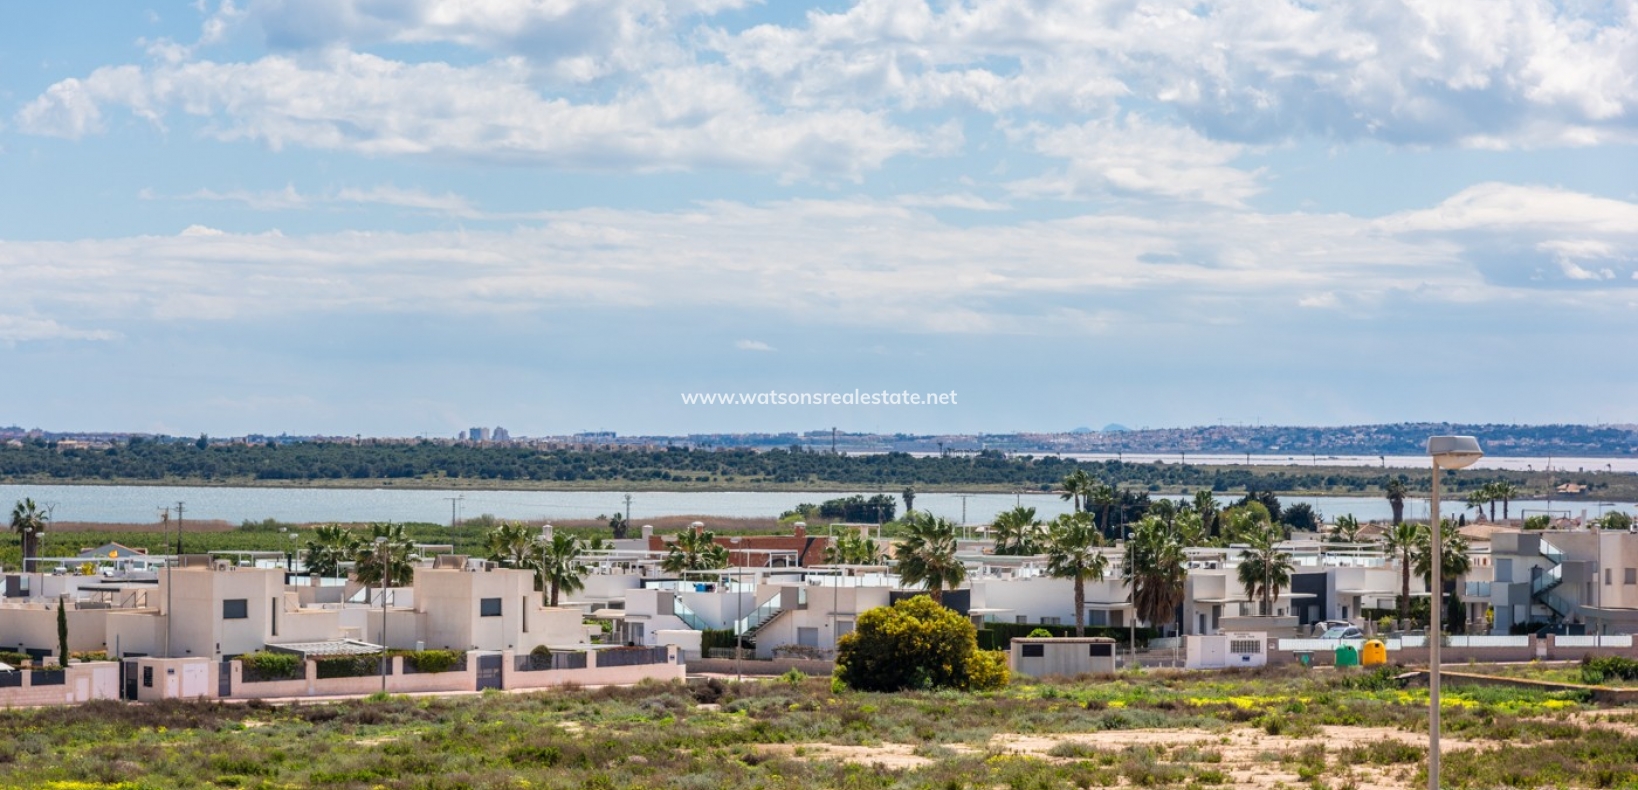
xmin=3 ymin=184 xmax=1631 ymax=338
xmin=735 ymin=339 xmax=775 ymax=351
xmin=0 ymin=315 xmax=120 ymax=344
xmin=166 ymin=184 xmax=477 ymax=215
xmin=18 ymin=52 xmax=931 ymax=179
xmin=1006 ymin=115 xmax=1264 ymax=207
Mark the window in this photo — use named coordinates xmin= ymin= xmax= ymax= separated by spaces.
xmin=1625 ymin=569 xmax=1636 ymax=586
xmin=1230 ymin=639 xmax=1262 ymax=655
xmin=1089 ymin=643 xmax=1113 ymax=657
xmin=222 ymin=599 xmax=248 ymax=619
xmin=480 ymin=597 xmax=502 ymax=617
xmin=1608 ymin=568 xmax=1614 ymax=586
xmin=1021 ymin=644 xmax=1044 ymax=658
xmin=142 ymin=667 xmax=154 ymax=687
xmin=1041 ymin=617 xmax=1061 ymax=626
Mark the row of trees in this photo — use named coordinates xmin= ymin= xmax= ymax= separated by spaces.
xmin=0 ymin=440 xmax=1544 ymax=495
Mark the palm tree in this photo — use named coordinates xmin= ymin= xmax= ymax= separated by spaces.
xmin=9 ymin=498 xmax=48 ymax=573
xmin=485 ymin=521 xmax=537 ymax=568
xmin=1236 ymin=522 xmax=1292 ymax=616
xmin=1044 ymin=512 xmax=1107 ymax=637
xmin=1124 ymin=515 xmax=1187 ymax=636
xmin=1382 ymin=520 xmax=1422 ymax=627
xmin=1384 ymin=477 xmax=1409 ymax=525
xmin=1464 ymin=487 xmax=1493 ymax=522
xmin=1090 ymin=483 xmax=1119 ymax=538
xmin=660 ymin=528 xmax=730 ymax=574
xmin=901 ymin=486 xmax=916 ymax=516
xmin=1329 ymin=514 xmax=1364 ymax=543
xmin=894 ymin=512 xmax=965 ymax=605
xmin=1189 ymin=490 xmax=1219 ymax=539
xmin=1411 ymin=520 xmax=1471 ymax=620
xmin=1059 ymin=469 xmax=1094 ymax=513
xmin=354 ymin=522 xmax=417 ymax=587
xmin=990 ymin=506 xmax=1043 ymax=555
xmin=534 ymin=532 xmax=585 ymax=606
xmin=825 ymin=529 xmax=883 ymax=565
xmin=1147 ymin=498 xmax=1177 ymax=527
xmin=303 ymin=524 xmax=361 ymax=579
xmin=1491 ymin=482 xmax=1521 ymax=521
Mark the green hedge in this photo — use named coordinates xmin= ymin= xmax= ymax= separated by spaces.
xmin=239 ymin=651 xmax=304 ymax=682
xmin=977 ymin=622 xmax=1158 ymax=651
xmin=316 ymin=655 xmax=385 ymax=679
xmin=403 ymin=649 xmax=464 ymax=674
xmin=700 ymin=629 xmax=737 ymax=653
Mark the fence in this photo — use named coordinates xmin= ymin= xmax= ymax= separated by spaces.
xmin=514 ymin=651 xmax=587 ymax=672
xmin=594 ymin=646 xmax=671 ymax=668
xmin=31 ymin=669 xmax=66 ymax=686
xmin=1555 ymin=635 xmax=1634 ymax=648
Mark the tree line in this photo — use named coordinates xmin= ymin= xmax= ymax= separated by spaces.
xmin=0 ymin=439 xmax=1557 ymax=495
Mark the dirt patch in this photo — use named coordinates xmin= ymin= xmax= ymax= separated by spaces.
xmin=774 ymin=726 xmax=1482 ymax=790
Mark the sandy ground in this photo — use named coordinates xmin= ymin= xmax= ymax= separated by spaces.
xmin=761 ymin=725 xmax=1490 ymax=789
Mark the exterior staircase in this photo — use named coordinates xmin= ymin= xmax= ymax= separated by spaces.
xmin=735 ymin=588 xmax=806 ymax=646
xmin=1531 ymin=537 xmax=1574 ymax=619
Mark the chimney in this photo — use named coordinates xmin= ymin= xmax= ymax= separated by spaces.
xmin=541 ymin=523 xmax=554 ymax=541
xmin=641 ymin=524 xmax=654 ymax=539
xmin=793 ymin=521 xmax=806 ymax=539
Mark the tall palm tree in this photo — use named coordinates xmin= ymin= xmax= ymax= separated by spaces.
xmin=1464 ymin=487 xmax=1493 ymax=522
xmin=990 ymin=506 xmax=1043 ymax=555
xmin=9 ymin=498 xmax=48 ymax=573
xmin=1382 ymin=520 xmax=1422 ymax=626
xmin=1059 ymin=469 xmax=1094 ymax=513
xmin=825 ymin=529 xmax=883 ymax=565
xmin=901 ymin=486 xmax=916 ymax=516
xmin=1412 ymin=520 xmax=1471 ymax=601
xmin=1491 ymin=482 xmax=1521 ymax=521
xmin=1044 ymin=512 xmax=1107 ymax=637
xmin=1090 ymin=483 xmax=1119 ymax=538
xmin=303 ymin=524 xmax=360 ymax=579
xmin=1384 ymin=477 xmax=1409 ymax=525
xmin=1329 ymin=514 xmax=1364 ymax=543
xmin=354 ymin=522 xmax=417 ymax=588
xmin=894 ymin=512 xmax=965 ymax=605
xmin=1191 ymin=490 xmax=1219 ymax=538
xmin=660 ymin=528 xmax=730 ymax=574
xmin=1125 ymin=515 xmax=1187 ymax=636
xmin=1236 ymin=523 xmax=1292 ymax=617
xmin=485 ymin=521 xmax=537 ymax=568
xmin=534 ymin=532 xmax=585 ymax=606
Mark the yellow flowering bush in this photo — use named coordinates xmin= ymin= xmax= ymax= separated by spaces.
xmin=834 ymin=595 xmax=1009 ymax=692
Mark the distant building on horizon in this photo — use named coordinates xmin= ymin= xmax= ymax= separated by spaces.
xmin=493 ymin=426 xmax=510 ymax=442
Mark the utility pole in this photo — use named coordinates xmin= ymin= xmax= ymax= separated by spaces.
xmin=174 ymin=502 xmax=185 ymax=555
xmin=831 ymin=427 xmax=837 ymax=454
xmin=624 ymin=493 xmax=633 ymax=530
xmin=443 ymin=495 xmax=464 ymax=528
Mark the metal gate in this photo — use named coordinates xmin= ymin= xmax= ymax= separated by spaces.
xmin=475 ymin=653 xmax=503 ymax=691
xmin=121 ymin=660 xmax=140 ymax=701
xmin=219 ymin=659 xmax=233 ymax=698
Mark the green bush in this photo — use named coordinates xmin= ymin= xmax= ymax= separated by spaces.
xmin=834 ymin=595 xmax=1009 ymax=692
xmin=240 ymin=651 xmax=304 ymax=681
xmin=1582 ymin=655 xmax=1638 ymax=684
xmin=0 ymin=651 xmax=29 ymax=668
xmin=404 ymin=650 xmax=464 ymax=674
xmin=316 ymin=655 xmax=382 ymax=679
xmin=1027 ymin=628 xmax=1054 ymax=638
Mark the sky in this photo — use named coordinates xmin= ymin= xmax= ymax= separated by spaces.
xmin=2 ymin=0 xmax=1637 ymax=438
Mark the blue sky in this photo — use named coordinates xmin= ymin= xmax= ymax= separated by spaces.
xmin=3 ymin=0 xmax=1637 ymax=438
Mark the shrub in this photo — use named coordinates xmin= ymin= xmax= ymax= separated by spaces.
xmin=404 ymin=650 xmax=464 ymax=674
xmin=239 ymin=651 xmax=303 ymax=681
xmin=0 ymin=651 xmax=27 ymax=667
xmin=70 ymin=650 xmax=110 ymax=663
xmin=834 ymin=595 xmax=1009 ymax=692
xmin=1582 ymin=655 xmax=1638 ymax=684
xmin=316 ymin=655 xmax=382 ymax=679
xmin=1027 ymin=628 xmax=1054 ymax=638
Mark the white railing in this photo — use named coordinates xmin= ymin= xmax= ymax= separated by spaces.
xmin=1446 ymin=635 xmax=1529 ymax=648
xmin=1278 ymin=638 xmax=1365 ymax=651
xmin=1555 ymin=635 xmax=1634 ymax=648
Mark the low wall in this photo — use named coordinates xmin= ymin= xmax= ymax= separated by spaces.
xmin=0 ymin=662 xmax=120 ymax=707
xmin=230 ymin=656 xmax=475 ymax=700
xmin=1400 ymin=669 xmax=1638 ymax=706
xmin=689 ymin=657 xmax=833 ymax=676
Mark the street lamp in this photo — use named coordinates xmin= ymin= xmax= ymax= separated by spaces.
xmin=374 ymin=536 xmax=393 ymax=693
xmin=289 ymin=532 xmax=300 ymax=575
xmin=1427 ymin=435 xmax=1483 ymax=790
xmin=730 ymin=536 xmax=742 ymax=683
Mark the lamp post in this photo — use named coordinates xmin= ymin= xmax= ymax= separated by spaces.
xmin=289 ymin=533 xmax=300 ymax=575
xmin=1427 ymin=436 xmax=1483 ymax=790
xmin=374 ymin=536 xmax=392 ymax=693
xmin=730 ymin=536 xmax=742 ymax=683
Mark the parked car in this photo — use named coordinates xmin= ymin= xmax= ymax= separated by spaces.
xmin=1311 ymin=619 xmax=1353 ymax=635
xmin=1320 ymin=625 xmax=1365 ymax=640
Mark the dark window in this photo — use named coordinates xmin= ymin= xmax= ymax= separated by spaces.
xmin=480 ymin=598 xmax=502 ymax=617
xmin=142 ymin=667 xmax=154 ymax=687
xmin=223 ymin=599 xmax=248 ymax=619
xmin=1021 ymin=644 xmax=1044 ymax=658
xmin=1090 ymin=643 xmax=1113 ymax=657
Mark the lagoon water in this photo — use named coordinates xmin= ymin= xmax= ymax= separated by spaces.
xmin=3 ymin=481 xmax=1634 ymax=527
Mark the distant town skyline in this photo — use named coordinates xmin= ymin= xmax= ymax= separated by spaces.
xmin=3 ymin=2 xmax=1636 ymax=437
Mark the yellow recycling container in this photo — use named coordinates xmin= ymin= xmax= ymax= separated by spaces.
xmin=1362 ymin=639 xmax=1387 ymax=666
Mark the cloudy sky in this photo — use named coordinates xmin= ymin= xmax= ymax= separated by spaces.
xmin=2 ymin=1 xmax=1636 ymax=438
